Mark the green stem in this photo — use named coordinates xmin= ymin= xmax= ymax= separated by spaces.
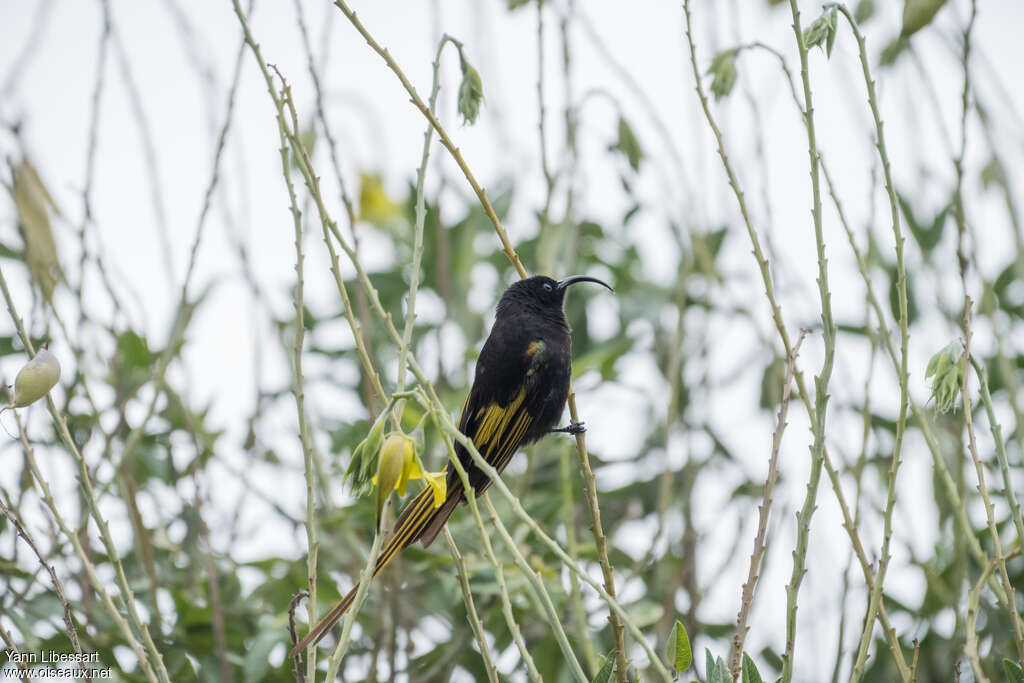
xmin=323 ymin=509 xmax=388 ymax=680
xmin=815 ymin=6 xmax=910 ymax=680
xmin=971 ymin=357 xmax=1024 ymax=549
xmin=960 ymin=304 xmax=1024 ymax=660
xmin=0 ymin=270 xmax=170 ymax=683
xmin=782 ymin=4 xmax=837 ymax=679
xmin=443 ymin=529 xmax=502 ymax=683
xmin=332 ymin=0 xmax=528 ymax=279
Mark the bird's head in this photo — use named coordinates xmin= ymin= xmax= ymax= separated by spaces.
xmin=497 ymin=274 xmax=613 ymax=319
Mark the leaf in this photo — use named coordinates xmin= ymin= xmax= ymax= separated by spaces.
xmin=13 ymin=159 xmax=61 ymax=300
xmin=981 ymin=157 xmax=1006 ymax=191
xmin=666 ymin=620 xmax=693 ymax=673
xmin=854 ymin=0 xmax=876 ymax=23
xmin=759 ymin=355 xmax=785 ymax=411
xmin=0 ymin=241 xmax=22 ymax=260
xmin=742 ymin=653 xmax=765 ymax=683
xmin=897 ymin=192 xmax=947 ymax=257
xmin=592 ymin=650 xmax=616 ymax=683
xmin=242 ymin=630 xmax=280 ymax=683
xmin=289 ymin=121 xmax=317 ymax=174
xmin=613 ymin=116 xmax=644 ymax=172
xmin=458 ymin=52 xmax=484 ymax=125
xmin=901 ymin=0 xmax=948 ymax=37
xmin=1005 ymin=658 xmax=1024 ymax=683
xmin=880 ymin=36 xmax=911 ymax=67
xmin=345 ymin=408 xmax=389 ymax=496
xmin=111 ymin=330 xmax=154 ymax=397
xmin=705 ymin=649 xmax=732 ymax=683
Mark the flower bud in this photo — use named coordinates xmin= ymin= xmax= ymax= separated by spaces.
xmin=11 ymin=348 xmax=60 ymax=408
xmin=926 ymin=340 xmax=964 ymax=413
xmin=458 ymin=55 xmax=484 ymax=125
xmin=376 ymin=434 xmax=411 ymax=525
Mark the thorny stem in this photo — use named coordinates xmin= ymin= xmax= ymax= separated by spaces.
xmin=970 ymin=357 xmax=1024 ymax=551
xmin=821 ymin=155 xmax=1004 ymax=610
xmin=332 ymin=0 xmax=528 ymax=280
xmin=783 ymin=4 xmax=838 ymax=680
xmin=0 ymin=267 xmax=171 ymax=683
xmin=273 ymin=69 xmax=321 ymax=680
xmin=685 ymin=4 xmax=909 ymax=678
xmin=964 ymin=557 xmax=998 ymax=683
xmin=569 ymin=390 xmax=629 ymax=680
xmin=322 ymin=508 xmax=388 ymax=681
xmin=2 ymin=407 xmax=159 ymax=680
xmin=422 ymin=388 xmax=673 ymax=681
xmin=731 ymin=331 xmax=806 ymax=678
xmin=443 ymin=529 xmax=502 ymax=683
xmin=961 ymin=302 xmax=1024 ymax=660
xmin=825 ymin=6 xmax=911 ymax=680
xmin=291 ymin=0 xmax=382 ymax=413
xmin=422 ymin=395 xmax=577 ymax=682
xmin=0 ymin=497 xmax=83 ymax=660
xmin=395 ymin=34 xmax=456 ymax=415
xmin=329 ymin=5 xmax=630 ymax=678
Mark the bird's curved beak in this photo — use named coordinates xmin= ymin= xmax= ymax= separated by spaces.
xmin=556 ymin=275 xmax=614 ymax=293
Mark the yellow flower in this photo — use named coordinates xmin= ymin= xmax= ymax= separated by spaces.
xmin=358 ymin=172 xmax=403 ymax=226
xmin=422 ymin=470 xmax=447 ymax=508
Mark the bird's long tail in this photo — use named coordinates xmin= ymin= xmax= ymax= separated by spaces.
xmin=291 ymin=483 xmax=460 ymax=655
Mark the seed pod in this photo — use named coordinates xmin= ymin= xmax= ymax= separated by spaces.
xmin=11 ymin=348 xmax=61 ymax=408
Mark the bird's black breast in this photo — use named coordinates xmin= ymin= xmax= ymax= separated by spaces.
xmin=452 ymin=307 xmax=572 ymax=493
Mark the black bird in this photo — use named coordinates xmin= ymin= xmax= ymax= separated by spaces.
xmin=293 ymin=274 xmax=612 ymax=654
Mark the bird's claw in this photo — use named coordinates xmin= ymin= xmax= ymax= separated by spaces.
xmin=553 ymin=421 xmax=586 ymax=435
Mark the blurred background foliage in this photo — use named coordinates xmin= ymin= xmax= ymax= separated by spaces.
xmin=1 ymin=0 xmax=1024 ymax=681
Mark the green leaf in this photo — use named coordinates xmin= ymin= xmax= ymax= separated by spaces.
xmin=705 ymin=649 xmax=731 ymax=683
xmin=667 ymin=620 xmax=693 ymax=673
xmin=897 ymin=192 xmax=947 ymax=257
xmin=0 ymin=242 xmax=22 ymax=260
xmin=981 ymin=157 xmax=1006 ymax=191
xmin=854 ymin=0 xmax=875 ymax=23
xmin=613 ymin=116 xmax=644 ymax=172
xmin=242 ymin=630 xmax=280 ymax=683
xmin=880 ymin=36 xmax=911 ymax=67
xmin=111 ymin=330 xmax=154 ymax=396
xmin=592 ymin=650 xmax=616 ymax=683
xmin=759 ymin=355 xmax=785 ymax=411
xmin=13 ymin=159 xmax=61 ymax=301
xmin=742 ymin=653 xmax=765 ymax=683
xmin=1004 ymin=658 xmax=1024 ymax=683
xmin=901 ymin=0 xmax=948 ymax=37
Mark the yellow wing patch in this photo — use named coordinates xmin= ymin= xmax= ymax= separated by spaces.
xmin=474 ymin=388 xmax=526 ymax=446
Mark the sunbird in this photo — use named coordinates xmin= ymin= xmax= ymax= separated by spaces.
xmin=293 ymin=274 xmax=612 ymax=654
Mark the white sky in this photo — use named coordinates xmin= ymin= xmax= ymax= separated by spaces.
xmin=2 ymin=1 xmax=1024 ymax=680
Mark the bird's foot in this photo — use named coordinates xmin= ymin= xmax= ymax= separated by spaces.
xmin=552 ymin=421 xmax=585 ymax=436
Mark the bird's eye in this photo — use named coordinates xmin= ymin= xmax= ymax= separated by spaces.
xmin=543 ymin=283 xmax=553 ymax=292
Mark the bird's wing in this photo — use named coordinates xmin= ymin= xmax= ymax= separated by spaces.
xmin=419 ymin=336 xmax=548 ymax=548
xmin=452 ymin=336 xmax=549 ymax=489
